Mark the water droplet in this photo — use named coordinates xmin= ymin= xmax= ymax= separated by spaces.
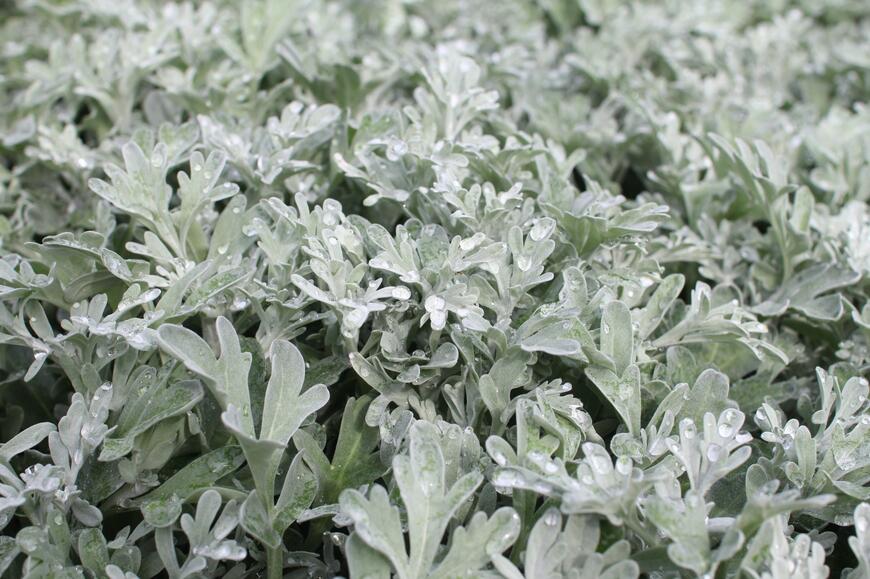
xmin=529 ymin=218 xmax=555 ymax=241
xmin=533 ymin=482 xmax=552 ymax=494
xmin=706 ymin=444 xmax=722 ymax=462
xmin=17 ymin=531 xmax=42 ymax=552
xmin=734 ymin=432 xmax=752 ymax=445
xmin=345 ymin=308 xmax=368 ymax=329
xmin=615 ymin=457 xmax=632 ymax=475
xmin=425 ymin=295 xmax=446 ymax=312
xmin=217 ymin=244 xmax=229 ymax=255
xmin=210 ymin=461 xmax=227 ymax=474
xmin=516 ymin=256 xmax=532 ymax=271
xmin=543 ymin=510 xmax=559 ymax=526
xmin=386 ymin=140 xmax=408 ymax=161
xmin=493 ymin=470 xmax=523 ymax=487
xmin=432 ymin=310 xmax=449 ymax=329
xmin=718 ymin=422 xmax=735 ymax=438
xmin=391 ymin=287 xmax=411 ymax=300
xmin=459 ymin=238 xmax=477 ymax=251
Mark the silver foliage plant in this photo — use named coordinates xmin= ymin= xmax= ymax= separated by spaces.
xmin=0 ymin=0 xmax=868 ymax=577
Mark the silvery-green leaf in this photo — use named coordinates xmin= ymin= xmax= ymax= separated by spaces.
xmin=645 ymin=493 xmax=711 ymax=575
xmin=585 ymin=364 xmax=641 ymax=436
xmin=428 ymin=508 xmax=520 ymax=578
xmin=240 ymin=491 xmax=281 ymax=549
xmin=142 ymin=494 xmax=184 ymax=528
xmin=139 ymin=446 xmax=245 ymax=518
xmin=340 ymin=421 xmax=505 ymax=578
xmin=479 ymin=349 xmax=527 ymax=428
xmin=221 ymin=404 xmax=284 ymax=507
xmin=184 ymin=267 xmax=250 ymax=310
xmin=345 ymin=532 xmax=392 ymax=579
xmin=0 ymin=422 xmax=55 ymax=462
xmin=0 ymin=537 xmax=19 ymax=577
xmin=206 ymin=195 xmax=249 ymax=261
xmin=157 ymin=316 xmax=253 ymax=435
xmin=273 ymin=453 xmax=318 ymax=533
xmin=294 ymin=396 xmax=384 ymax=507
xmin=848 ymin=503 xmax=870 ymax=578
xmin=340 ymin=486 xmax=407 ymax=576
xmin=261 ymin=340 xmax=328 ymax=447
xmin=222 ymin=337 xmax=328 ymax=510
xmin=600 ymin=301 xmax=633 ymax=376
xmin=635 ymin=274 xmax=684 ymax=341
xmin=100 ymin=380 xmax=203 ymax=462
xmin=754 ymin=264 xmax=860 ymax=321
xmin=77 ymin=528 xmax=110 ymax=575
xmin=677 ymin=369 xmax=737 ymax=426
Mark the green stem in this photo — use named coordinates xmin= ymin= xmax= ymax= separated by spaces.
xmin=267 ymin=545 xmax=284 ymax=579
xmin=626 ymin=509 xmax=659 ymax=548
xmin=510 ymin=490 xmax=536 ymax=565
xmin=769 ymin=210 xmax=792 ymax=282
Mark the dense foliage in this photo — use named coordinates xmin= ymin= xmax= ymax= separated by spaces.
xmin=1 ymin=0 xmax=869 ymax=577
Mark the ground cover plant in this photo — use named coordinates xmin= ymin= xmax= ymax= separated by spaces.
xmin=0 ymin=0 xmax=869 ymax=577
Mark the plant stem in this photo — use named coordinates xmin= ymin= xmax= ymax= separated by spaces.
xmin=267 ymin=545 xmax=284 ymax=579
xmin=510 ymin=490 xmax=536 ymax=565
xmin=627 ymin=509 xmax=659 ymax=548
xmin=768 ymin=204 xmax=793 ymax=282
